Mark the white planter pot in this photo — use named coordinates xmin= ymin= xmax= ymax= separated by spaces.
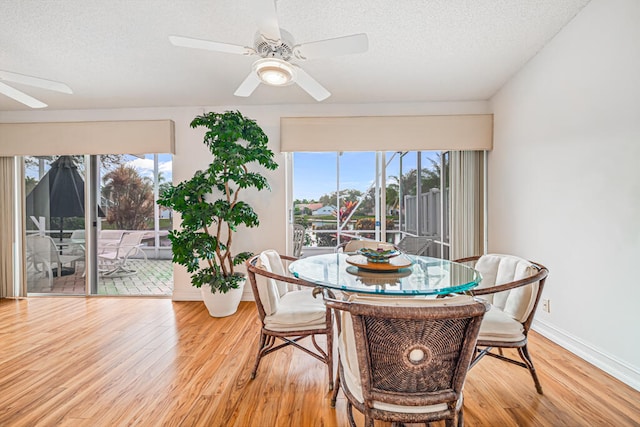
xmin=200 ymin=278 xmax=246 ymax=317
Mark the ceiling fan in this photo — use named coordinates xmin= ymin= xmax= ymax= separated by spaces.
xmin=0 ymin=70 xmax=72 ymax=108
xmin=169 ymin=0 xmax=368 ymax=101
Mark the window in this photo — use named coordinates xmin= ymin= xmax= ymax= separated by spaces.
xmin=292 ymin=151 xmax=449 ymax=258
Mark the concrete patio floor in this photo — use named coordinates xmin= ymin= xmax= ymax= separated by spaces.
xmin=27 ymin=259 xmax=173 ymax=296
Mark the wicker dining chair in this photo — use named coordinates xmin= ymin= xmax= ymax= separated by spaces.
xmin=246 ymin=250 xmax=334 ymax=390
xmin=454 ymin=254 xmax=549 ymax=394
xmin=322 ymin=292 xmax=489 ymax=427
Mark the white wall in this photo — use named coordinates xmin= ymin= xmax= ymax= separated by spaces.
xmin=0 ymin=101 xmax=490 ymax=301
xmin=489 ymin=0 xmax=640 ymax=389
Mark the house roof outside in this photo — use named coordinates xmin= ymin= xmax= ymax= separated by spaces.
xmin=312 ymin=205 xmax=337 ymax=216
xmin=297 ymin=203 xmax=324 ymax=212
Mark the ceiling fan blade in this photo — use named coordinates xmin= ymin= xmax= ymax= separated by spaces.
xmin=0 ymin=81 xmax=47 ymax=108
xmin=253 ymin=0 xmax=281 ymax=42
xmin=294 ymin=67 xmax=330 ymax=102
xmin=234 ymin=72 xmax=262 ymax=97
xmin=294 ymin=33 xmax=369 ymax=60
xmin=169 ymin=35 xmax=252 ymax=55
xmin=0 ymin=70 xmax=72 ymax=94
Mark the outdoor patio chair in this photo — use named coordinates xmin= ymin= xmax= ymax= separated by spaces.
xmin=64 ymin=229 xmax=86 ymax=257
xmin=98 ymin=231 xmax=148 ymax=276
xmin=246 ymin=250 xmax=334 ymax=391
xmin=98 ymin=230 xmax=125 ymax=252
xmin=322 ymin=292 xmax=488 ymax=427
xmin=454 ymin=254 xmax=549 ymax=394
xmin=292 ymin=223 xmax=305 ymax=258
xmin=26 ymin=234 xmax=84 ymax=290
xmin=396 ymin=235 xmax=434 ymax=256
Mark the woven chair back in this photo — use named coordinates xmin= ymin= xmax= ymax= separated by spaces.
xmin=330 ymin=297 xmax=488 ymax=408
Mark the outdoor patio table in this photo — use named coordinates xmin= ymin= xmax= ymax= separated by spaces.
xmin=289 ymin=253 xmax=481 ymax=296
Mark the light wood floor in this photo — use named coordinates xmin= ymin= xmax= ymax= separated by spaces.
xmin=0 ymin=298 xmax=638 ymax=427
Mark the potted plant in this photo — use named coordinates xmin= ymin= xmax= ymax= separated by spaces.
xmin=158 ymin=110 xmax=278 ymax=317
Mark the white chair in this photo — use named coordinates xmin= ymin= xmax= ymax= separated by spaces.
xmin=98 ymin=231 xmax=148 ymax=276
xmin=246 ymin=250 xmax=334 ymax=390
xmin=292 ymin=224 xmax=305 ymax=258
xmin=98 ymin=230 xmax=125 ymax=252
xmin=454 ymin=253 xmax=549 ymax=394
xmin=395 ymin=235 xmax=434 ymax=256
xmin=26 ymin=234 xmax=84 ymax=290
xmin=64 ymin=229 xmax=86 ymax=257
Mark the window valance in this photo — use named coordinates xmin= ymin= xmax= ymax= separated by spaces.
xmin=0 ymin=120 xmax=175 ymax=156
xmin=280 ymin=114 xmax=492 ymax=152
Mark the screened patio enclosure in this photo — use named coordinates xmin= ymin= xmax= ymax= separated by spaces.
xmin=292 ymin=150 xmax=450 ymax=259
xmin=24 ymin=154 xmax=173 ymax=296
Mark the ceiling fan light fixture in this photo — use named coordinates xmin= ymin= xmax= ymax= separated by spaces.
xmin=253 ymin=58 xmax=295 ymax=86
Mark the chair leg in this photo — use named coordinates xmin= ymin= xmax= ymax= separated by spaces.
xmin=327 ymin=329 xmax=334 ymax=391
xmin=251 ymin=331 xmax=267 ymax=380
xmin=517 ymin=344 xmax=543 ymax=394
xmin=346 ymin=401 xmax=357 ymax=427
xmin=457 ymin=408 xmax=464 ymax=427
xmin=364 ymin=413 xmax=374 ymax=427
xmin=330 ymin=367 xmax=341 ymax=408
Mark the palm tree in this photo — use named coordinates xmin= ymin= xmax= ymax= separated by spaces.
xmin=102 ymin=165 xmax=154 ymax=230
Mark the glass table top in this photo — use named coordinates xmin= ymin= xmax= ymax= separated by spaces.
xmin=289 ymin=253 xmax=481 ymax=296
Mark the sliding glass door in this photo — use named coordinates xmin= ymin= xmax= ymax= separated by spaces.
xmin=96 ymin=154 xmax=173 ymax=296
xmin=25 ymin=155 xmax=88 ymax=295
xmin=24 ymin=154 xmax=173 ymax=296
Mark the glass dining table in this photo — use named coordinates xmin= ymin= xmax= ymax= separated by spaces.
xmin=289 ymin=253 xmax=482 ymax=296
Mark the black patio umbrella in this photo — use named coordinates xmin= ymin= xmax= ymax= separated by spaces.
xmin=26 ymin=156 xmax=104 ymax=241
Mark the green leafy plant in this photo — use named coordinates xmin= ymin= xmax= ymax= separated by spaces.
xmin=157 ymin=111 xmax=278 ymax=293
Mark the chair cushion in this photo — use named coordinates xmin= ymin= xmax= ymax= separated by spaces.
xmin=475 ymin=254 xmax=539 ymax=323
xmin=259 ymin=250 xmax=289 ymax=297
xmin=338 ymin=295 xmax=472 ymax=414
xmin=477 ymin=305 xmax=525 ymax=342
xmin=253 ymin=260 xmax=280 ymax=316
xmin=264 ymin=289 xmax=328 ymax=332
xmin=254 ymin=250 xmax=294 ymax=316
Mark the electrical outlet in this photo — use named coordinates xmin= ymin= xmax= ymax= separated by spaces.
xmin=542 ymin=299 xmax=550 ymax=313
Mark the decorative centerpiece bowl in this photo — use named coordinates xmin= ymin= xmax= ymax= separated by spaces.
xmin=357 ymin=247 xmax=401 ymax=263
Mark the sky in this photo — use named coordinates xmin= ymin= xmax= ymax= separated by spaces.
xmin=126 ymin=154 xmax=173 ymax=183
xmin=293 ymin=151 xmax=440 ymax=202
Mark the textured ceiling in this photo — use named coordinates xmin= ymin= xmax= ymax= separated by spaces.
xmin=0 ymin=0 xmax=590 ymax=111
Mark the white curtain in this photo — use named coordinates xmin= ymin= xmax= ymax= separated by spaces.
xmin=0 ymin=157 xmax=25 ymax=298
xmin=450 ymin=151 xmax=485 ymax=260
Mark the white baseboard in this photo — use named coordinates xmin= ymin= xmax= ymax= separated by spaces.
xmin=172 ymin=289 xmax=201 ymax=301
xmin=533 ymin=319 xmax=640 ymax=391
xmin=172 ymin=286 xmax=255 ymax=302
xmin=241 ymin=287 xmax=254 ymax=302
